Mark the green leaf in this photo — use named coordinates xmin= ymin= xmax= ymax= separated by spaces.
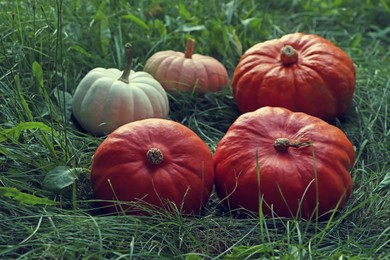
xmin=68 ymin=45 xmax=92 ymax=58
xmin=42 ymin=166 xmax=86 ymax=194
xmin=151 ymin=19 xmax=167 ymax=37
xmin=0 ymin=121 xmax=61 ymax=143
xmin=121 ymin=14 xmax=149 ymax=30
xmin=52 ymin=88 xmax=73 ymax=121
xmin=0 ymin=187 xmax=58 ymax=206
xmin=177 ymin=24 xmax=206 ymax=33
xmin=229 ymin=29 xmax=242 ymax=56
xmin=14 ymin=74 xmax=33 ymax=121
xmin=350 ymin=33 xmax=362 ymax=48
xmin=225 ymin=0 xmax=236 ymax=25
xmin=32 ymin=61 xmax=44 ymax=89
xmin=226 ymin=244 xmax=274 ymax=259
xmin=379 ymin=0 xmax=390 ymax=13
xmin=178 ymin=3 xmax=191 ymax=21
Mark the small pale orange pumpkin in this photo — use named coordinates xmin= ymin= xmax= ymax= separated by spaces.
xmin=144 ymin=39 xmax=229 ymax=94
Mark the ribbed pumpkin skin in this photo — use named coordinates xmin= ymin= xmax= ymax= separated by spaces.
xmin=214 ymin=106 xmax=355 ymax=219
xmin=91 ymin=118 xmax=215 ymax=215
xmin=232 ymin=33 xmax=356 ymax=121
xmin=144 ymin=39 xmax=229 ymax=93
xmin=72 ymin=68 xmax=169 ymax=136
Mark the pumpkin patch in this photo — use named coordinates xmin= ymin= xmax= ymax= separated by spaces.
xmin=90 ymin=118 xmax=215 ymax=215
xmin=232 ymin=33 xmax=356 ymax=121
xmin=81 ymin=35 xmax=359 ymax=219
xmin=213 ymin=106 xmax=356 ymax=219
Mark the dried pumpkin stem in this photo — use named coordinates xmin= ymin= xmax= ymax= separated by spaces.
xmin=280 ymin=45 xmax=298 ymax=66
xmin=274 ymin=137 xmax=312 ymax=152
xmin=118 ymin=43 xmax=133 ymax=84
xmin=184 ymin=38 xmax=195 ymax=59
xmin=147 ymin=147 xmax=164 ymax=165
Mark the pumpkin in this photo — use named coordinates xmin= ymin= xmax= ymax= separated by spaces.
xmin=72 ymin=43 xmax=169 ymax=136
xmin=91 ymin=118 xmax=215 ymax=215
xmin=232 ymin=33 xmax=356 ymax=121
xmin=214 ymin=106 xmax=355 ymax=219
xmin=144 ymin=38 xmax=229 ymax=94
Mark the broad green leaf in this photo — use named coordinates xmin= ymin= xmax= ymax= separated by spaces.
xmin=42 ymin=166 xmax=86 ymax=194
xmin=0 ymin=121 xmax=60 ymax=143
xmin=226 ymin=244 xmax=274 ymax=259
xmin=0 ymin=187 xmax=58 ymax=206
xmin=0 ymin=121 xmax=63 ymax=144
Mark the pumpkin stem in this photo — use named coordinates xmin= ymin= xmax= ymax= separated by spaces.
xmin=280 ymin=45 xmax=298 ymax=66
xmin=274 ymin=137 xmax=312 ymax=152
xmin=147 ymin=147 xmax=164 ymax=165
xmin=184 ymin=38 xmax=195 ymax=59
xmin=118 ymin=43 xmax=133 ymax=84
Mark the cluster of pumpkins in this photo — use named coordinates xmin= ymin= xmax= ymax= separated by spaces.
xmin=72 ymin=32 xmax=356 ymax=220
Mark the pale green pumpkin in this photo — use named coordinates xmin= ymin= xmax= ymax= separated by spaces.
xmin=72 ymin=44 xmax=169 ymax=136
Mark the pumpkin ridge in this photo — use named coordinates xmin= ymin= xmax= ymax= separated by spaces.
xmin=245 ymin=40 xmax=281 ymax=60
xmin=297 ymin=44 xmax=355 ymax=114
xmin=177 ymin=56 xmax=193 ymax=90
xmin=169 ymin=55 xmax=188 ymax=89
xmin=146 ymin=55 xmax=166 ymax=74
xmin=260 ymin=66 xmax=297 ymax=109
xmin=308 ymin=52 xmax=355 ymax=92
xmin=292 ymin=62 xmax=336 ymax=117
xmin=198 ymin=58 xmax=211 ymax=91
xmin=233 ymin=63 xmax=275 ymax=111
xmin=80 ymin=78 xmax=110 ymax=130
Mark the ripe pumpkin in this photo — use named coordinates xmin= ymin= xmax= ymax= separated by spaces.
xmin=232 ymin=33 xmax=356 ymax=121
xmin=214 ymin=106 xmax=355 ymax=219
xmin=91 ymin=118 xmax=215 ymax=215
xmin=144 ymin=38 xmax=229 ymax=94
xmin=72 ymin=43 xmax=169 ymax=136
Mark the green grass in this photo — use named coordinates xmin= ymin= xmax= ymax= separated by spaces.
xmin=1 ymin=0 xmax=389 ymax=258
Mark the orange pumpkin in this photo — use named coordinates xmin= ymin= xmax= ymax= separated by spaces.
xmin=232 ymin=33 xmax=356 ymax=121
xmin=91 ymin=118 xmax=215 ymax=215
xmin=144 ymin=39 xmax=229 ymax=94
xmin=214 ymin=106 xmax=355 ymax=219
